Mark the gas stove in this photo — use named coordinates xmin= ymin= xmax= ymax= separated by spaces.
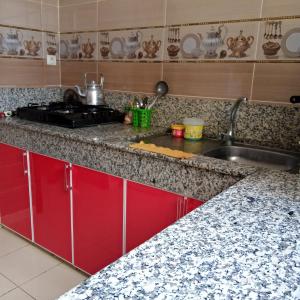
xmin=16 ymin=102 xmax=125 ymax=128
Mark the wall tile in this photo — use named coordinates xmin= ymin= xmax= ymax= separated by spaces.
xmin=163 ymin=62 xmax=254 ymax=99
xmin=60 ymin=2 xmax=98 ymax=32
xmin=43 ymin=0 xmax=58 ymax=6
xmin=165 ymin=22 xmax=259 ymax=61
xmin=0 ymin=0 xmax=42 ymax=30
xmin=98 ymin=0 xmax=165 ymax=30
xmin=99 ymin=28 xmax=164 ymax=61
xmin=43 ymin=32 xmax=59 ymax=58
xmin=42 ymin=4 xmax=59 ymax=32
xmin=99 ymin=62 xmax=162 ymax=93
xmin=0 ymin=58 xmax=44 ymax=87
xmin=61 ymin=61 xmax=97 ymax=86
xmin=262 ymin=0 xmax=300 ymax=18
xmin=166 ymin=0 xmax=262 ymax=25
xmin=0 ymin=27 xmax=43 ymax=58
xmin=44 ymin=63 xmax=60 ymax=86
xmin=60 ymin=32 xmax=98 ymax=60
xmin=252 ymin=63 xmax=300 ymax=103
xmin=257 ymin=19 xmax=300 ymax=60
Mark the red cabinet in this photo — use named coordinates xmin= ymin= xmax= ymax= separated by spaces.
xmin=72 ymin=165 xmax=123 ymax=274
xmin=186 ymin=198 xmax=204 ymax=214
xmin=30 ymin=153 xmax=72 ymax=262
xmin=0 ymin=143 xmax=32 ymax=240
xmin=126 ymin=181 xmax=181 ymax=252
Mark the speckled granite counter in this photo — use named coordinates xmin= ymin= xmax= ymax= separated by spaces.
xmin=0 ymin=118 xmax=259 ymax=200
xmin=59 ymin=170 xmax=300 ymax=300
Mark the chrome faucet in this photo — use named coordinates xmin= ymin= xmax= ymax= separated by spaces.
xmin=221 ymin=96 xmax=248 ymax=144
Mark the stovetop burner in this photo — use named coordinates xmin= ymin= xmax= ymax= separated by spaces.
xmin=16 ymin=101 xmax=125 ymax=128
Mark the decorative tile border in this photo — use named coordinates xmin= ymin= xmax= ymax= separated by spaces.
xmin=1 ymin=17 xmax=300 ymax=63
xmin=58 ymin=18 xmax=300 ymax=63
xmin=0 ymin=26 xmax=59 ymax=60
xmin=60 ymin=32 xmax=98 ymax=61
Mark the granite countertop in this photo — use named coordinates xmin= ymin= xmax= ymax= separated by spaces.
xmin=0 ymin=118 xmax=260 ymax=177
xmin=59 ymin=170 xmax=300 ymax=300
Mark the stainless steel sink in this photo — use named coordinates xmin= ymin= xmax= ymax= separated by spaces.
xmin=134 ymin=134 xmax=299 ymax=172
xmin=204 ymin=145 xmax=299 ymax=172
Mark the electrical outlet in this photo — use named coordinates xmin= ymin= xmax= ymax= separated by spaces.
xmin=47 ymin=55 xmax=57 ymax=66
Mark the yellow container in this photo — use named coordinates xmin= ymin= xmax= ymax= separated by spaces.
xmin=183 ymin=118 xmax=204 ymax=140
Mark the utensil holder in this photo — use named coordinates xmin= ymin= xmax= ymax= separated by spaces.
xmin=132 ymin=109 xmax=152 ymax=129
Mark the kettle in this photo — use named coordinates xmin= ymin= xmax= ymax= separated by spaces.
xmin=74 ymin=73 xmax=106 ymax=106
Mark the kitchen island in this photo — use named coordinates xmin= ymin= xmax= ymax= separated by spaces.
xmin=59 ymin=170 xmax=300 ymax=300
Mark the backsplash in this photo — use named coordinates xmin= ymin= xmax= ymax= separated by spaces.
xmin=0 ymin=87 xmax=61 ymax=111
xmin=104 ymin=91 xmax=300 ymax=152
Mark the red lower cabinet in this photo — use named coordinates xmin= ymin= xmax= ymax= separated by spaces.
xmin=30 ymin=153 xmax=72 ymax=262
xmin=186 ymin=198 xmax=204 ymax=215
xmin=73 ymin=165 xmax=123 ymax=274
xmin=126 ymin=181 xmax=181 ymax=252
xmin=0 ymin=143 xmax=32 ymax=239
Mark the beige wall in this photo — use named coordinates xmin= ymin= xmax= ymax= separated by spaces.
xmin=59 ymin=0 xmax=300 ymax=104
xmin=0 ymin=0 xmax=60 ymax=87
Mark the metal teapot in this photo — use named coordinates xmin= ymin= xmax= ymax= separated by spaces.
xmin=74 ymin=73 xmax=106 ymax=106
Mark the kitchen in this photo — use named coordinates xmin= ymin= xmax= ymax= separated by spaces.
xmin=0 ymin=0 xmax=300 ymax=299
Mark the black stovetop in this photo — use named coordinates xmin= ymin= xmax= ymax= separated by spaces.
xmin=16 ymin=102 xmax=125 ymax=128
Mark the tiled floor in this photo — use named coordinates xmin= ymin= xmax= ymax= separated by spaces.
xmin=0 ymin=227 xmax=87 ymax=300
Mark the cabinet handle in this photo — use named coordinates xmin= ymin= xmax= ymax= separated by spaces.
xmin=22 ymin=152 xmax=28 ymax=175
xmin=64 ymin=164 xmax=69 ymax=192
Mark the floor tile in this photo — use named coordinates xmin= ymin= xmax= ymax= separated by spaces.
xmin=21 ymin=264 xmax=87 ymax=300
xmin=0 ymin=244 xmax=60 ymax=285
xmin=0 ymin=288 xmax=33 ymax=300
xmin=0 ymin=274 xmax=16 ymax=297
xmin=0 ymin=228 xmax=29 ymax=257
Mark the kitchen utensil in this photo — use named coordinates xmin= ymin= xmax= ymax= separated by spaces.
xmin=74 ymin=73 xmax=106 ymax=106
xmin=139 ymin=97 xmax=148 ymax=109
xmin=63 ymin=89 xmax=81 ymax=104
xmin=148 ymin=81 xmax=169 ymax=109
xmin=132 ymin=109 xmax=152 ymax=128
xmin=281 ymin=28 xmax=300 ymax=58
xmin=290 ymin=96 xmax=300 ymax=104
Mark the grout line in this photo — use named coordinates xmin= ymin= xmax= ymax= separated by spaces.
xmin=0 ymin=244 xmax=29 ymax=259
xmin=19 ymin=263 xmax=61 ymax=286
xmin=250 ymin=63 xmax=256 ymax=100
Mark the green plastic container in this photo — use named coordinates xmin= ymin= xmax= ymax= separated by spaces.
xmin=132 ymin=109 xmax=152 ymax=129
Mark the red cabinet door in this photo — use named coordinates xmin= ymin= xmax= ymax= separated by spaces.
xmin=73 ymin=165 xmax=123 ymax=274
xmin=30 ymin=153 xmax=72 ymax=262
xmin=186 ymin=198 xmax=204 ymax=215
xmin=126 ymin=181 xmax=181 ymax=252
xmin=0 ymin=143 xmax=32 ymax=239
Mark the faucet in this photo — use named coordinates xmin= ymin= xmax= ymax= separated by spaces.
xmin=221 ymin=96 xmax=248 ymax=144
